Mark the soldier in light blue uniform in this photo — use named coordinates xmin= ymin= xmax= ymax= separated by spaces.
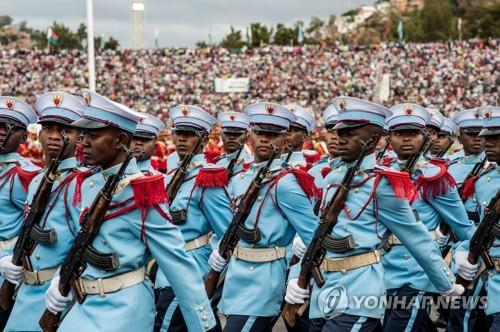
xmin=215 ymin=111 xmax=253 ymax=177
xmin=208 ymin=102 xmax=318 ymax=331
xmin=381 ymin=103 xmax=475 ymax=332
xmin=448 ymin=108 xmax=486 ymax=223
xmin=4 ymin=92 xmax=89 ymax=332
xmin=44 ymin=91 xmax=217 ymax=332
xmin=285 ymin=97 xmax=465 ymax=331
xmin=424 ymin=107 xmax=444 ymax=159
xmin=154 ymin=105 xmax=233 ymax=332
xmin=0 ymin=97 xmax=41 ymax=328
xmin=454 ymin=106 xmax=500 ymax=332
xmin=430 ymin=117 xmax=458 ymax=159
xmin=282 ymin=104 xmax=316 ymax=170
xmin=131 ymin=113 xmax=166 ymax=175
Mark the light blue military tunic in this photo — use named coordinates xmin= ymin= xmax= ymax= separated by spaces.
xmin=448 ymin=152 xmax=485 ymax=214
xmin=0 ymin=152 xmax=40 ymax=285
xmin=215 ymin=148 xmax=254 ymax=177
xmin=293 ymin=154 xmax=454 ymax=320
xmin=308 ymin=156 xmax=341 ymax=189
xmin=58 ymin=158 xmax=216 ymax=332
xmin=5 ymin=157 xmax=84 ymax=332
xmin=382 ymin=159 xmax=475 ymax=292
xmin=219 ymin=159 xmax=317 ymax=317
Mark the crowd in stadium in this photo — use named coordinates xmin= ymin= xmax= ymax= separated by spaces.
xmin=0 ymin=39 xmax=498 ymax=122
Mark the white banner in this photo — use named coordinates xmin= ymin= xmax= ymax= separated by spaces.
xmin=214 ymin=78 xmax=249 ymax=93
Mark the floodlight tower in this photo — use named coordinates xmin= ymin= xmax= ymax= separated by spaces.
xmin=131 ymin=1 xmax=145 ymax=49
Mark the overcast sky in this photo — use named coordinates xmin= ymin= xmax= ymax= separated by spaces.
xmin=4 ymin=0 xmax=373 ymax=48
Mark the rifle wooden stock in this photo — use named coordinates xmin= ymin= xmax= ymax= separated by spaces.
xmin=203 ymin=147 xmax=278 ymax=298
xmin=39 ymin=152 xmax=132 ymax=331
xmin=282 ymin=141 xmax=369 ymax=327
xmin=0 ymin=137 xmax=68 ymax=311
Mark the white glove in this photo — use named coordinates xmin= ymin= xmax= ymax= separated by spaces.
xmin=454 ymin=250 xmax=480 ymax=281
xmin=0 ymin=255 xmax=22 ymax=285
xmin=292 ymin=236 xmax=307 ymax=259
xmin=45 ymin=276 xmax=73 ymax=314
xmin=435 ymin=227 xmax=450 ymax=247
xmin=284 ymin=278 xmax=310 ymax=304
xmin=208 ymin=250 xmax=228 ymax=272
xmin=440 ymin=283 xmax=465 ymax=297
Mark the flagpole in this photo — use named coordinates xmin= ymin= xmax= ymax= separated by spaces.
xmin=86 ymin=0 xmax=96 ymax=91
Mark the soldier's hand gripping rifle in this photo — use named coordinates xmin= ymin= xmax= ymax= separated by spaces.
xmin=204 ymin=145 xmax=278 ymax=298
xmin=439 ymin=156 xmax=487 ymax=257
xmin=39 ymin=147 xmax=133 ymax=332
xmin=282 ymin=140 xmax=370 ymax=327
xmin=455 ymin=190 xmax=500 ymax=288
xmin=0 ymin=133 xmax=69 ymax=311
xmin=226 ymin=143 xmax=244 ymax=179
xmin=165 ymin=133 xmax=203 ymax=203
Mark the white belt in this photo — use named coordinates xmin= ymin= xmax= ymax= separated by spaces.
xmin=233 ymin=246 xmax=287 ymax=263
xmin=22 ymin=267 xmax=58 ymax=285
xmin=388 ymin=230 xmax=437 ymax=246
xmin=0 ymin=236 xmax=18 ymax=250
xmin=321 ymin=250 xmax=381 ymax=272
xmin=185 ymin=232 xmax=212 ymax=252
xmin=77 ymin=267 xmax=145 ymax=297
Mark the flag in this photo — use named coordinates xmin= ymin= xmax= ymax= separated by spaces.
xmin=397 ymin=20 xmax=404 ymax=41
xmin=297 ymin=24 xmax=304 ymax=44
xmin=47 ymin=27 xmax=59 ymax=45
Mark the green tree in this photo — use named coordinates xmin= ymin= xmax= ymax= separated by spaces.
xmin=196 ymin=40 xmax=209 ymax=48
xmin=307 ymin=17 xmax=324 ymax=34
xmin=462 ymin=3 xmax=500 ymax=38
xmin=420 ymin=0 xmax=457 ymax=41
xmin=273 ymin=23 xmax=297 ymax=45
xmin=103 ymin=37 xmax=120 ymax=50
xmin=76 ymin=23 xmax=87 ymax=47
xmin=51 ymin=21 xmax=82 ymax=49
xmin=220 ymin=26 xmax=245 ymax=49
xmin=0 ymin=15 xmax=13 ymax=28
xmin=250 ymin=23 xmax=272 ymax=47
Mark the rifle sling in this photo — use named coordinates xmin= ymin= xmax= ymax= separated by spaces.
xmin=236 ymin=224 xmax=261 ymax=244
xmin=82 ymin=245 xmax=120 ymax=271
xmin=321 ymin=234 xmax=356 ymax=253
xmin=30 ymin=224 xmax=57 ymax=245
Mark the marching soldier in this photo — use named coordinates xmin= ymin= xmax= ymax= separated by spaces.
xmin=430 ymin=117 xmax=457 ymax=158
xmin=454 ymin=106 xmax=500 ymax=332
xmin=282 ymin=104 xmax=316 ymax=170
xmin=424 ymin=108 xmax=444 ymax=159
xmin=154 ymin=105 xmax=233 ymax=331
xmin=381 ymin=103 xmax=475 ymax=331
xmin=131 ymin=113 xmax=166 ymax=174
xmin=44 ymin=91 xmax=217 ymax=331
xmin=209 ymin=102 xmax=319 ymax=331
xmin=4 ymin=92 xmax=89 ymax=331
xmin=285 ymin=97 xmax=465 ymax=331
xmin=0 ymin=97 xmax=41 ymax=328
xmin=215 ymin=111 xmax=253 ymax=177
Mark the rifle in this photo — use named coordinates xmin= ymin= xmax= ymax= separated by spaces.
xmin=204 ymin=145 xmax=278 ymax=298
xmin=401 ymin=134 xmax=431 ymax=175
xmin=440 ymin=156 xmax=487 ymax=257
xmin=376 ymin=138 xmax=390 ymax=162
xmin=455 ymin=190 xmax=500 ymax=288
xmin=39 ymin=148 xmax=133 ymax=332
xmin=437 ymin=138 xmax=455 ymax=158
xmin=284 ymin=146 xmax=294 ymax=164
xmin=226 ymin=143 xmax=244 ymax=179
xmin=165 ymin=133 xmax=203 ymax=203
xmin=282 ymin=140 xmax=370 ymax=327
xmin=0 ymin=135 xmax=69 ymax=311
xmin=0 ymin=123 xmax=16 ymax=154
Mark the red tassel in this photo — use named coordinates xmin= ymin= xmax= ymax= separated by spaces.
xmin=72 ymin=169 xmax=94 ymax=206
xmin=131 ymin=174 xmax=168 ymax=208
xmin=194 ymin=167 xmax=229 ymax=188
xmin=415 ymin=164 xmax=456 ymax=201
xmin=204 ymin=150 xmax=221 ymax=164
xmin=281 ymin=167 xmax=322 ymax=200
xmin=460 ymin=175 xmax=478 ymax=201
xmin=75 ymin=143 xmax=84 ymax=166
xmin=15 ymin=166 xmax=41 ymax=191
xmin=304 ymin=151 xmax=320 ymax=165
xmin=321 ymin=166 xmax=332 ymax=178
xmin=377 ymin=169 xmax=415 ymax=200
xmin=430 ymin=158 xmax=450 ymax=167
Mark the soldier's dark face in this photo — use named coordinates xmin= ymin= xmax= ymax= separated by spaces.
xmin=431 ymin=133 xmax=452 ymax=155
xmin=325 ymin=128 xmax=339 ymax=157
xmin=426 ymin=126 xmax=438 ymax=141
xmin=221 ymin=130 xmax=247 ymax=154
xmin=376 ymin=135 xmax=389 ymax=151
xmin=0 ymin=122 xmax=26 ymax=154
xmin=337 ymin=125 xmax=379 ymax=163
xmin=131 ymin=136 xmax=156 ymax=161
xmin=287 ymin=127 xmax=308 ymax=151
xmin=458 ymin=130 xmax=484 ymax=156
xmin=39 ymin=122 xmax=79 ymax=162
xmin=484 ymin=134 xmax=500 ymax=163
xmin=81 ymin=127 xmax=130 ymax=169
xmin=249 ymin=130 xmax=287 ymax=163
xmin=172 ymin=130 xmax=206 ymax=160
xmin=389 ymin=129 xmax=425 ymax=160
